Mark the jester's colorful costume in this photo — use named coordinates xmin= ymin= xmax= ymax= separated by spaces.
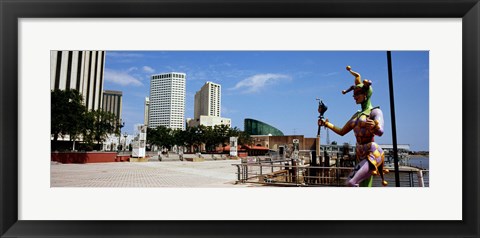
xmin=320 ymin=66 xmax=388 ymax=187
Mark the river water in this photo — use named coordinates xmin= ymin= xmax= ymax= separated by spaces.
xmin=407 ymin=156 xmax=429 ymax=170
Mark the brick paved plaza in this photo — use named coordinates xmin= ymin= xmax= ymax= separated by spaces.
xmin=51 ymin=159 xmax=248 ymax=188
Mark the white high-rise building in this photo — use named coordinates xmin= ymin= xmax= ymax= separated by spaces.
xmin=194 ymin=81 xmax=221 ymax=119
xmin=149 ymin=72 xmax=186 ymax=130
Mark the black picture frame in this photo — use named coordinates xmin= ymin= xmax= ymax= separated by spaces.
xmin=1 ymin=0 xmax=478 ymax=237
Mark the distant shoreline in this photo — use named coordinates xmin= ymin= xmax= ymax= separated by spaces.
xmin=410 ymin=154 xmax=429 ymax=159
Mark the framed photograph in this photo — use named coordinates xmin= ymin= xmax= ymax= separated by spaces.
xmin=1 ymin=0 xmax=478 ymax=237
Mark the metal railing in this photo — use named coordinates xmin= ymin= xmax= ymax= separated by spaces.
xmin=234 ymin=159 xmax=429 ymax=187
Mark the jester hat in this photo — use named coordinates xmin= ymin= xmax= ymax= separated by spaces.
xmin=342 ymin=66 xmax=373 ymax=100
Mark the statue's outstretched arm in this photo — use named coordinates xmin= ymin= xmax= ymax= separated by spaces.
xmin=319 ymin=118 xmax=354 ymax=136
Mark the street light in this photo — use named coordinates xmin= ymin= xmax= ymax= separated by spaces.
xmin=123 ymin=132 xmax=128 ymax=152
xmin=118 ymin=120 xmax=124 ymax=152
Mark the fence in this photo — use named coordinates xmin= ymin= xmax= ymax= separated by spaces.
xmin=234 ymin=158 xmax=429 ymax=187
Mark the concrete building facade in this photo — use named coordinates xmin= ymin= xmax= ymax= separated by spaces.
xmin=186 ymin=115 xmax=231 ymax=128
xmin=102 ymin=90 xmax=123 ymax=128
xmin=194 ymin=81 xmax=221 ymax=118
xmin=50 ymin=50 xmax=106 ymax=111
xmin=102 ymin=90 xmax=122 ymax=119
xmin=149 ymin=72 xmax=186 ymax=130
xmin=189 ymin=81 xmax=231 ymax=128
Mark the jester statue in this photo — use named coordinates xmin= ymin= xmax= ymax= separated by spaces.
xmin=318 ymin=66 xmax=389 ymax=187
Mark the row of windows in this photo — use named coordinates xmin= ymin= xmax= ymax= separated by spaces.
xmin=151 ymin=83 xmax=185 ymax=86
xmin=151 ymin=102 xmax=185 ymax=104
xmin=150 ymin=101 xmax=185 ymax=105
xmin=150 ymin=91 xmax=184 ymax=95
xmin=151 ymin=81 xmax=184 ymax=84
xmin=150 ymin=95 xmax=184 ymax=98
xmin=150 ymin=120 xmax=184 ymax=123
xmin=151 ymin=82 xmax=185 ymax=86
xmin=150 ymin=98 xmax=185 ymax=101
xmin=150 ymin=111 xmax=184 ymax=114
xmin=150 ymin=113 xmax=184 ymax=116
xmin=149 ymin=122 xmax=185 ymax=125
xmin=149 ymin=111 xmax=183 ymax=115
xmin=151 ymin=108 xmax=185 ymax=110
xmin=151 ymin=85 xmax=185 ymax=88
xmin=150 ymin=104 xmax=185 ymax=107
xmin=151 ymin=88 xmax=184 ymax=91
xmin=151 ymin=87 xmax=184 ymax=89
xmin=152 ymin=74 xmax=186 ymax=79
xmin=149 ymin=122 xmax=184 ymax=125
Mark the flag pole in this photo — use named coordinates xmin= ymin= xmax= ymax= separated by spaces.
xmin=387 ymin=51 xmax=400 ymax=187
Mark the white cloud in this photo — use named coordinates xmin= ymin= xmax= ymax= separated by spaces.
xmin=142 ymin=66 xmax=155 ymax=73
xmin=127 ymin=67 xmax=138 ymax=72
xmin=104 ymin=69 xmax=143 ymax=86
xmin=230 ymin=73 xmax=291 ymax=93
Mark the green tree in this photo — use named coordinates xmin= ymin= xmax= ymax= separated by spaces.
xmin=51 ymin=89 xmax=86 ymax=150
xmin=214 ymin=124 xmax=230 ymax=148
xmin=237 ymin=130 xmax=253 ymax=146
xmin=171 ymin=128 xmax=184 ymax=147
xmin=146 ymin=125 xmax=253 ymax=153
xmin=82 ymin=110 xmax=117 ymax=148
xmin=179 ymin=127 xmax=201 ymax=152
xmin=203 ymin=126 xmax=218 ymax=152
xmin=227 ymin=127 xmax=252 ymax=146
xmin=147 ymin=126 xmax=174 ymax=150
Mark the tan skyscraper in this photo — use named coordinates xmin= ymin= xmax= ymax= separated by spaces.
xmin=194 ymin=81 xmax=221 ymax=119
xmin=102 ymin=90 xmax=122 ymax=118
xmin=189 ymin=81 xmax=231 ymax=128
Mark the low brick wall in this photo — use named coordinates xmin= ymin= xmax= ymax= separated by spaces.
xmin=51 ymin=152 xmax=118 ymax=164
xmin=116 ymin=155 xmax=131 ymax=162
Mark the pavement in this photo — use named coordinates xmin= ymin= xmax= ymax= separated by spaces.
xmin=50 ymin=158 xmax=254 ymax=188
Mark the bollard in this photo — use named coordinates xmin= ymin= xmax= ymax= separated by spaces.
xmin=417 ymin=170 xmax=425 ymax=187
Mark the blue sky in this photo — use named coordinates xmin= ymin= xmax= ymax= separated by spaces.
xmin=104 ymin=51 xmax=429 ymax=151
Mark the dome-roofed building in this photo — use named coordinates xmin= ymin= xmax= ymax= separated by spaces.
xmin=244 ymin=118 xmax=284 ymax=136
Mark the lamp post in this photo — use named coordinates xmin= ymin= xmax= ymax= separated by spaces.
xmin=118 ymin=120 xmax=124 ymax=152
xmin=123 ymin=132 xmax=128 ymax=152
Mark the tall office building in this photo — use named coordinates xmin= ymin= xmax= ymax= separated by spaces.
xmin=188 ymin=81 xmax=230 ymax=128
xmin=144 ymin=97 xmax=150 ymax=126
xmin=102 ymin=90 xmax=123 ymax=128
xmin=149 ymin=72 xmax=186 ymax=130
xmin=194 ymin=81 xmax=221 ymax=119
xmin=50 ymin=50 xmax=106 ymax=111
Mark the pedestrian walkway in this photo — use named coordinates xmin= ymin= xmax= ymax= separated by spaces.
xmin=51 ymin=159 xmax=253 ymax=188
